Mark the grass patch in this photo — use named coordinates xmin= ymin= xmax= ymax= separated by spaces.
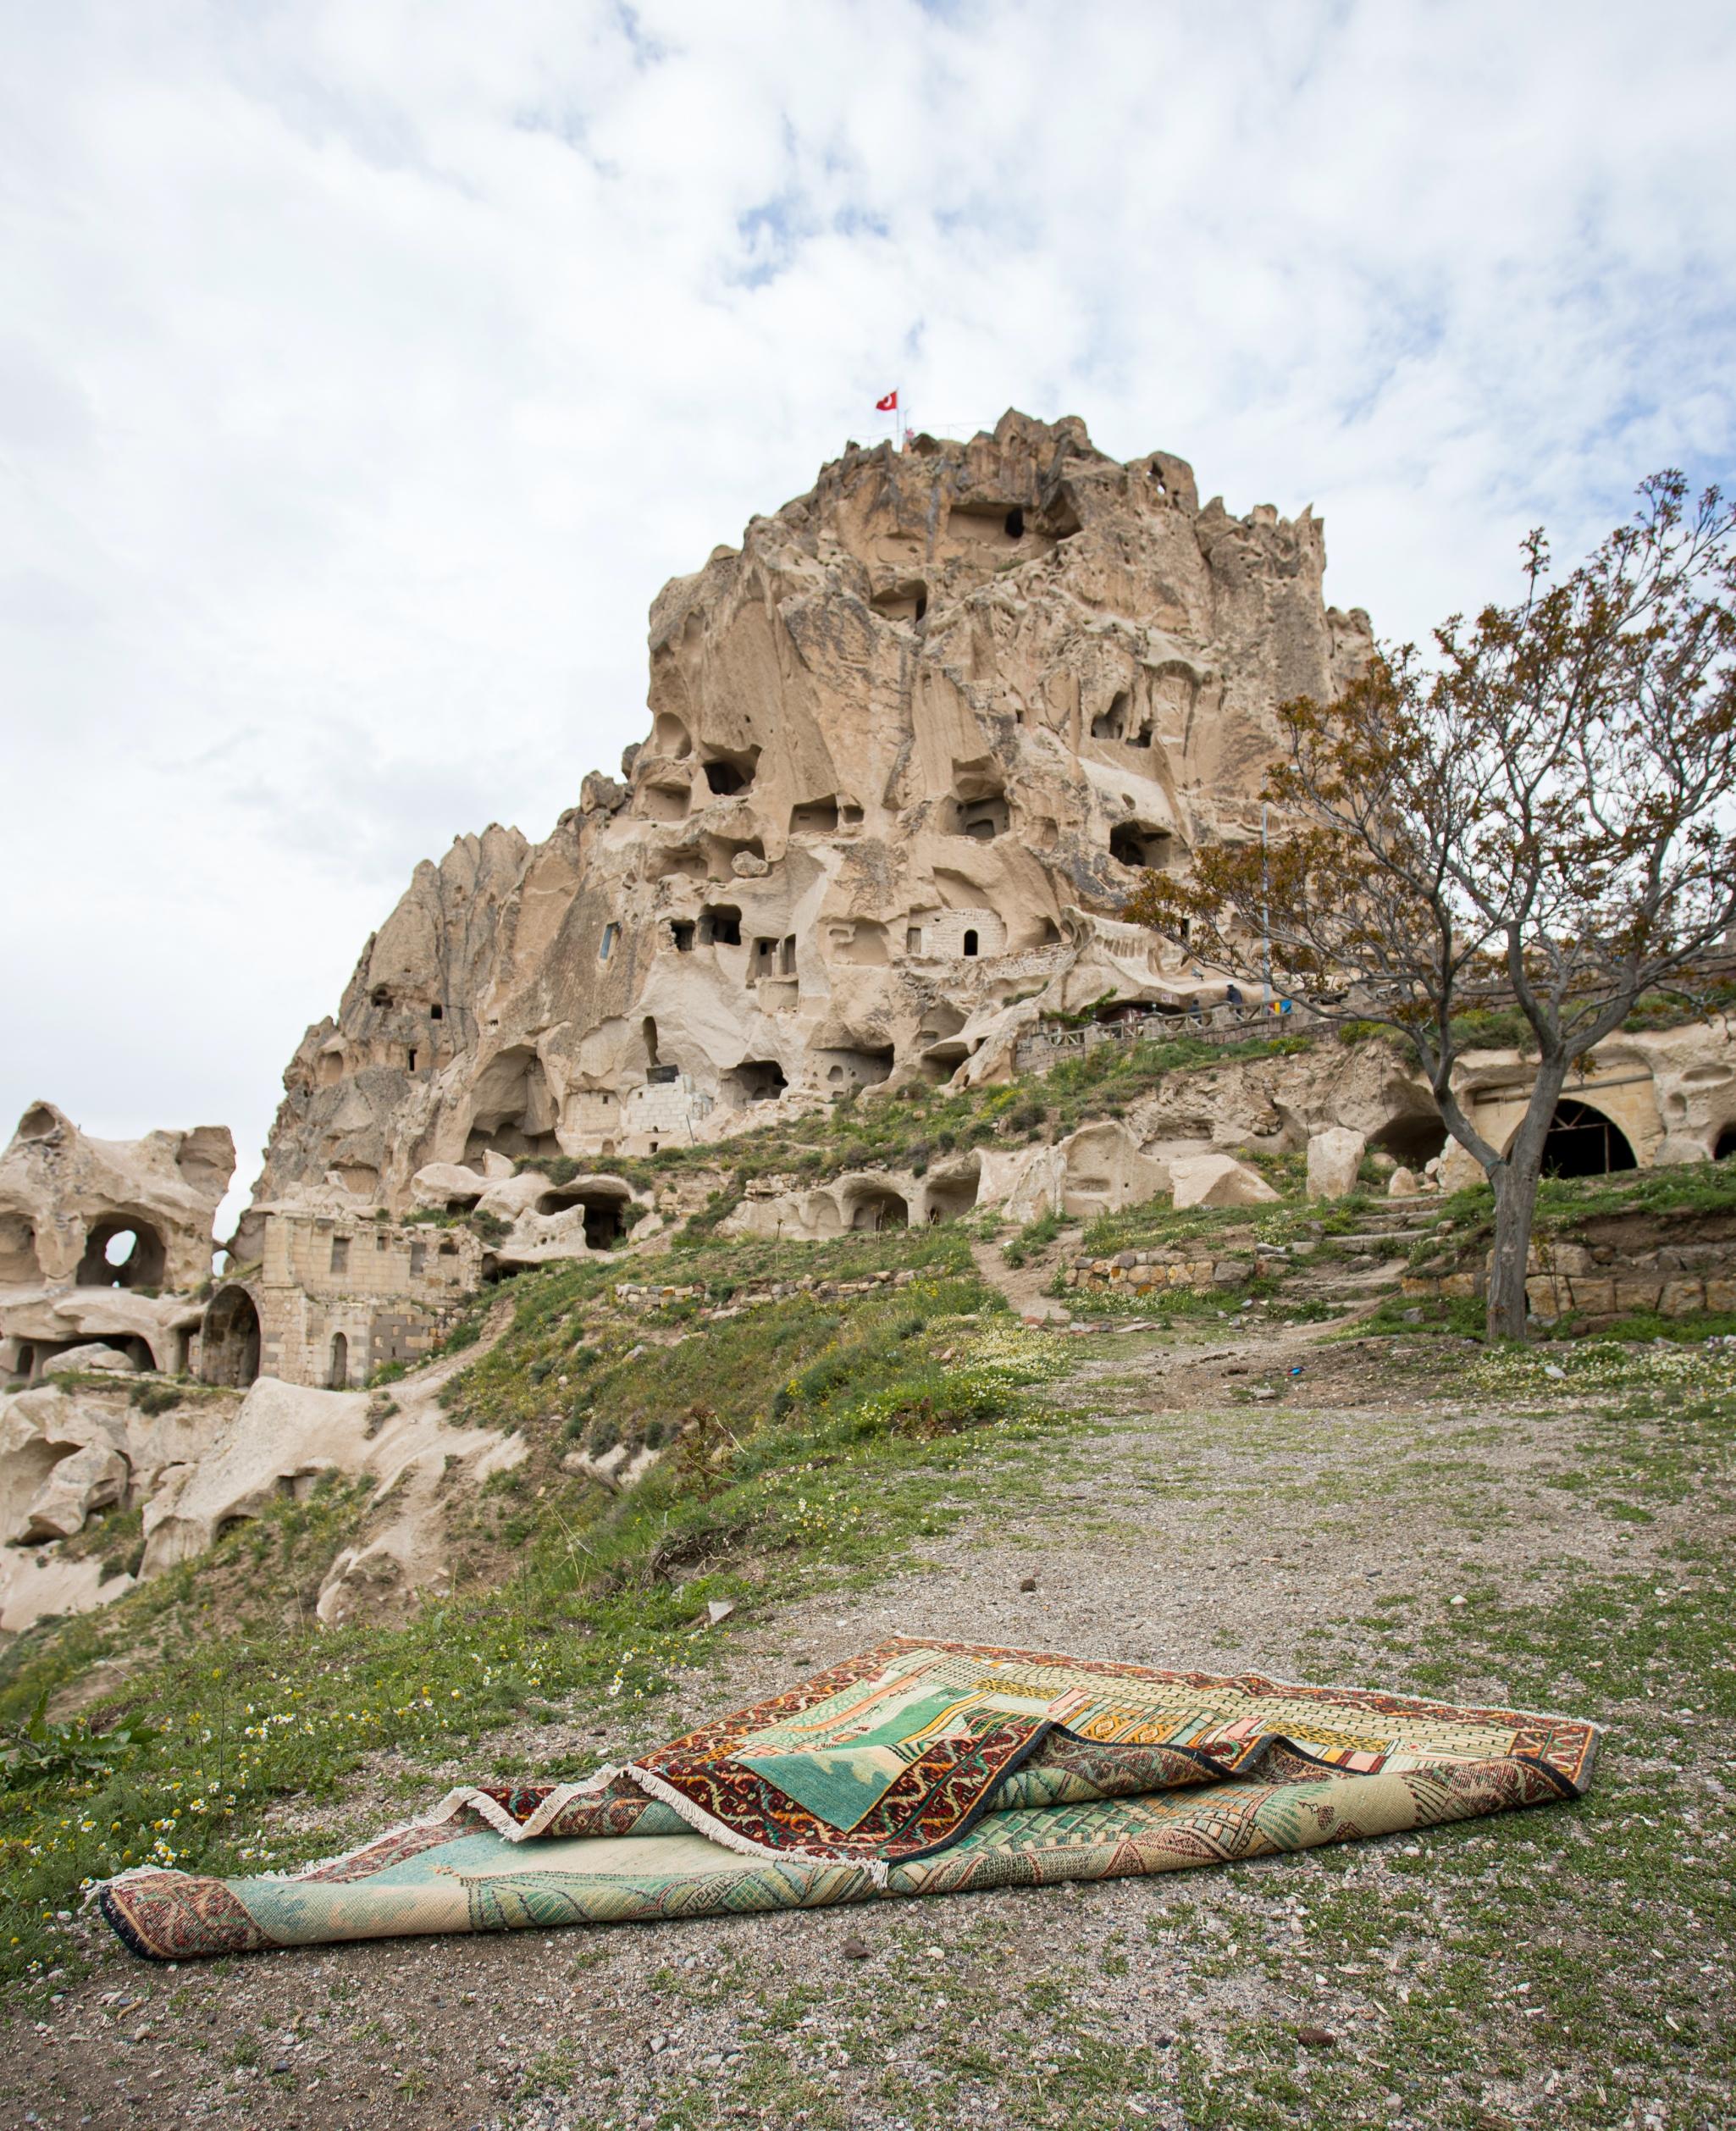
xmin=0 ymin=1241 xmax=1067 ymax=1994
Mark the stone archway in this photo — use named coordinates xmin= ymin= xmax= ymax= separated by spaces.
xmin=1539 ymin=1099 xmax=1639 ymax=1178
xmin=329 ymin=1332 xmax=350 ymax=1388
xmin=201 ymin=1286 xmax=262 ymax=1387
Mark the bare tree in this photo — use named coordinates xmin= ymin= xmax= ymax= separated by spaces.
xmin=1125 ymin=474 xmax=1736 ymax=1340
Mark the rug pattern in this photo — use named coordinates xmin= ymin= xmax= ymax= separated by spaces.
xmin=97 ymin=1636 xmax=1598 ymax=1960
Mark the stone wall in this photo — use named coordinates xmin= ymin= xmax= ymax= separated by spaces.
xmin=1402 ymin=1215 xmax=1736 ymax=1323
xmin=612 ymin=1266 xmax=923 ymax=1320
xmin=1063 ymin=1248 xmax=1255 ymax=1297
xmin=221 ymin=1212 xmax=485 ymax=1388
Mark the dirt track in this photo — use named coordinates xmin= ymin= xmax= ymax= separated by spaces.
xmin=6 ymin=1319 xmax=1728 ymax=2131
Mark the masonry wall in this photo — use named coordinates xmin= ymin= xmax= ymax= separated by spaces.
xmin=254 ymin=1211 xmax=484 ymax=1386
xmin=1402 ymin=1216 xmax=1736 ymax=1323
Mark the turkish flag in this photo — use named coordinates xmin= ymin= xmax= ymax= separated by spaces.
xmin=875 ymin=390 xmax=898 ymax=411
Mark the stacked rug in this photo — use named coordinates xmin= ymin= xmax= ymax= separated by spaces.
xmin=99 ymin=1636 xmax=1598 ymax=1960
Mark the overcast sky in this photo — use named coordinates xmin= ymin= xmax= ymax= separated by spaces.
xmin=4 ymin=0 xmax=1734 ymax=1223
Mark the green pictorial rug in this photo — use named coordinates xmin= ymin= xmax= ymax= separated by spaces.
xmin=98 ymin=1636 xmax=1599 ymax=1961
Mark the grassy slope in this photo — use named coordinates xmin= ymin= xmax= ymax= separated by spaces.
xmin=523 ymin=1028 xmax=1313 ymax=1215
xmin=0 ymin=1231 xmax=1069 ymax=1990
xmin=0 ymin=1300 xmax=1728 ymax=2126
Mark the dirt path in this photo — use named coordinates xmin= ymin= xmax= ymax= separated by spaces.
xmin=9 ymin=1323 xmax=1729 ymax=2131
xmin=967 ymin=1237 xmax=1070 ymax=1321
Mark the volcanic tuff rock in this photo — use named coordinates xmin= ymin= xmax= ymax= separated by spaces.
xmin=250 ymin=411 xmax=1374 ymax=1217
xmin=0 ymin=1103 xmax=235 ymax=1295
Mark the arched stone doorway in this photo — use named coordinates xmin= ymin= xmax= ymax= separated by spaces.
xmin=201 ymin=1286 xmax=262 ymax=1387
xmin=1540 ymin=1099 xmax=1638 ymax=1178
xmin=329 ymin=1332 xmax=350 ymax=1388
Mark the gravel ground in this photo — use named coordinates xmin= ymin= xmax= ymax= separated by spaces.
xmin=5 ymin=1323 xmax=1728 ymax=2131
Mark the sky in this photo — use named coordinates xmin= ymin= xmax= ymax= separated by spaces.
xmin=3 ymin=0 xmax=1734 ymax=1229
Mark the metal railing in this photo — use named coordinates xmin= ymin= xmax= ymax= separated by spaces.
xmin=1015 ymin=1002 xmax=1317 ymax=1071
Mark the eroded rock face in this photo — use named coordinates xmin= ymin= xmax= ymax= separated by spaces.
xmin=252 ymin=412 xmax=1373 ymax=1214
xmin=0 ymin=1380 xmax=241 ymax=1631
xmin=1169 ymin=1154 xmax=1280 ymax=1210
xmin=140 ymin=1374 xmax=524 ymax=1622
xmin=0 ymin=1102 xmax=233 ymax=1294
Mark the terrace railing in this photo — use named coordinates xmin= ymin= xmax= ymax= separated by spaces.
xmin=1015 ymin=1001 xmax=1318 ymax=1071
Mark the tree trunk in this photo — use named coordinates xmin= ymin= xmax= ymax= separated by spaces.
xmin=1484 ymin=1058 xmax=1570 ymax=1342
xmin=1486 ymin=1160 xmax=1545 ymax=1341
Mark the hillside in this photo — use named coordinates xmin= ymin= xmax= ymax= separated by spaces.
xmin=0 ymin=1176 xmax=1731 ymax=2128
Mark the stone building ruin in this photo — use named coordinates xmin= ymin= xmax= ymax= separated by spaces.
xmin=0 ymin=1104 xmax=233 ymax=1383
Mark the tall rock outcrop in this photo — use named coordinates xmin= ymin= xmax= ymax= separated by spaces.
xmin=252 ymin=412 xmax=1372 ymax=1214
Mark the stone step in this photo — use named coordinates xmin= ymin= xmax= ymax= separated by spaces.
xmin=1291 ymin=1263 xmax=1408 ymax=1300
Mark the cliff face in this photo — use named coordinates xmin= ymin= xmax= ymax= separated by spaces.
xmin=252 ymin=411 xmax=1372 ymax=1214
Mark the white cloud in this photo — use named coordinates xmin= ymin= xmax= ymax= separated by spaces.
xmin=3 ymin=0 xmax=1733 ymax=1222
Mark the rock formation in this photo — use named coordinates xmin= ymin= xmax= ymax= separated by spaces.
xmin=0 ymin=1103 xmax=233 ymax=1379
xmin=6 ymin=414 xmax=1733 ymax=1641
xmin=251 ymin=412 xmax=1374 ymax=1215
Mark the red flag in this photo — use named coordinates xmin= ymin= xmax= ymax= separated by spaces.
xmin=875 ymin=390 xmax=898 ymax=411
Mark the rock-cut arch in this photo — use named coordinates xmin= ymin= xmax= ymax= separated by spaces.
xmin=844 ymin=1185 xmax=908 ymax=1232
xmin=1536 ymin=1099 xmax=1638 ymax=1179
xmin=75 ymin=1215 xmax=168 ymax=1290
xmin=463 ymin=1046 xmax=560 ymax=1162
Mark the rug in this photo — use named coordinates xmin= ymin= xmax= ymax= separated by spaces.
xmin=97 ymin=1636 xmax=1598 ymax=1960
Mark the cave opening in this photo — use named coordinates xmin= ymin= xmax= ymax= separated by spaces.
xmin=699 ymin=904 xmax=743 ymax=947
xmin=1110 ymin=822 xmax=1175 ymax=870
xmin=726 ymin=1060 xmax=788 ymax=1107
xmin=201 ymin=1286 xmax=262 ymax=1387
xmin=701 ymin=747 xmax=760 ymax=796
xmin=1369 ymin=1114 xmax=1449 ymax=1168
xmin=847 ymin=1187 xmax=908 ymax=1232
xmin=1539 ymin=1099 xmax=1639 ymax=1178
xmin=76 ymin=1217 xmax=168 ymax=1291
